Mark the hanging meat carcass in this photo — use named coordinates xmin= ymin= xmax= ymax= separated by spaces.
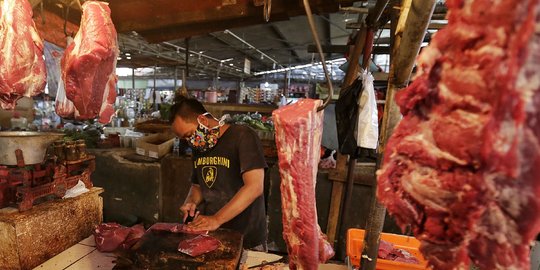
xmin=60 ymin=1 xmax=118 ymax=124
xmin=273 ymin=99 xmax=335 ymax=270
xmin=0 ymin=0 xmax=47 ymax=109
xmin=377 ymin=0 xmax=540 ymax=269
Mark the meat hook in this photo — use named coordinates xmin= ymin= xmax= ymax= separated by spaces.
xmin=302 ymin=0 xmax=334 ymax=112
xmin=263 ymin=0 xmax=272 ymax=22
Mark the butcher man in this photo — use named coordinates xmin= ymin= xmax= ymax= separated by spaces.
xmin=170 ymin=96 xmax=268 ymax=250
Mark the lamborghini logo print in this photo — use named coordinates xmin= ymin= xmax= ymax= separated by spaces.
xmin=202 ymin=166 xmax=217 ymax=188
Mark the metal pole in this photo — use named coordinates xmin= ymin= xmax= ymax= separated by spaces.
xmin=174 ymin=66 xmax=178 ymax=90
xmin=132 ymin=68 xmax=135 ymax=89
xmin=153 ymin=66 xmax=157 ymax=111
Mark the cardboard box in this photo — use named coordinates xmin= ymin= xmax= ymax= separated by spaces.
xmin=135 ymin=133 xmax=175 ymax=159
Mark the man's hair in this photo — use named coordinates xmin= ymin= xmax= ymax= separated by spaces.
xmin=169 ymin=96 xmax=207 ymax=123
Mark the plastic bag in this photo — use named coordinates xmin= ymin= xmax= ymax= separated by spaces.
xmin=63 ymin=180 xmax=89 ymax=199
xmin=335 ymin=78 xmax=363 ymax=157
xmin=55 ymin=70 xmax=76 ymax=118
xmin=356 ymin=71 xmax=379 ymax=149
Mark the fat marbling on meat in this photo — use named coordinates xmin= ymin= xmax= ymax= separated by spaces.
xmin=0 ymin=0 xmax=46 ymax=109
xmin=273 ymin=99 xmax=334 ymax=270
xmin=377 ymin=0 xmax=540 ymax=269
xmin=60 ymin=1 xmax=118 ymax=124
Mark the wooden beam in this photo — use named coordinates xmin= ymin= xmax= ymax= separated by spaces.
xmin=109 ymin=0 xmax=343 ymax=34
xmin=339 ymin=6 xmax=369 ymax=14
xmin=383 ymin=22 xmax=446 ymax=29
xmin=326 ymin=181 xmax=344 ymax=246
xmin=137 ymin=14 xmax=289 ymax=43
xmin=33 ymin=9 xmax=79 ymax=48
xmin=110 ymin=0 xmax=256 ymax=33
xmin=307 ymin=44 xmax=391 ymax=54
xmin=365 ymin=0 xmax=390 ymax=28
xmin=347 ymin=21 xmax=446 ymax=30
xmin=325 ymin=10 xmax=367 ymax=249
xmin=360 ymin=0 xmax=437 ymax=269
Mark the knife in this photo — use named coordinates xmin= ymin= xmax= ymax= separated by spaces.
xmin=184 ymin=209 xmax=199 ymax=224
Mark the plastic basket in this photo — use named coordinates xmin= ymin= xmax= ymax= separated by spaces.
xmin=346 ymin=229 xmax=430 ymax=270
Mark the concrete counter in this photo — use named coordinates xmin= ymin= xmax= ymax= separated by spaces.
xmin=89 ymin=148 xmax=192 ymax=225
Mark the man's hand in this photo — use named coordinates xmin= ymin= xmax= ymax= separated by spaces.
xmin=180 ymin=202 xmax=199 ymax=223
xmin=185 ymin=215 xmax=222 ymax=231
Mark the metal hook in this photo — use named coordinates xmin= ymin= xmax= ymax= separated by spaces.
xmin=263 ymin=0 xmax=272 ymax=22
xmin=302 ymin=0 xmax=334 ymax=112
xmin=63 ymin=3 xmax=71 ymax=37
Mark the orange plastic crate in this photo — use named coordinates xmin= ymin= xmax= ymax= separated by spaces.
xmin=346 ymin=229 xmax=431 ymax=270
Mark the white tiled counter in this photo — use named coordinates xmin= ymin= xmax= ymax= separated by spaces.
xmin=33 ymin=236 xmax=347 ymax=270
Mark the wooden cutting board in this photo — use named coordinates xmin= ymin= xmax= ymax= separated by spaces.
xmin=114 ymin=228 xmax=243 ymax=270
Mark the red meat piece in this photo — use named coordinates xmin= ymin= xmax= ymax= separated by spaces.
xmin=177 ymin=234 xmax=221 ymax=257
xmin=273 ymin=99 xmax=335 ymax=270
xmin=377 ymin=0 xmax=540 ymax=269
xmin=60 ymin=1 xmax=118 ymax=124
xmin=0 ymin=0 xmax=46 ymax=109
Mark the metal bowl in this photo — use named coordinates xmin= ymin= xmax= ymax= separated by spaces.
xmin=0 ymin=132 xmax=64 ymax=165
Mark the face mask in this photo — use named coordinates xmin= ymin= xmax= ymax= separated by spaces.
xmin=187 ymin=113 xmax=225 ymax=153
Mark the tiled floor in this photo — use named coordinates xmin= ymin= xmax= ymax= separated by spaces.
xmin=33 ymin=236 xmax=116 ymax=270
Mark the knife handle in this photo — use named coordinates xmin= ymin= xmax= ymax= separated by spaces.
xmin=184 ymin=209 xmax=198 ymax=224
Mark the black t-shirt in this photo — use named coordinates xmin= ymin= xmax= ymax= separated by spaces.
xmin=191 ymin=124 xmax=268 ymax=248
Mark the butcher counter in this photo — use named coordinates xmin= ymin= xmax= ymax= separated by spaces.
xmin=89 ymin=148 xmax=401 ymax=258
xmin=33 ymin=234 xmax=349 ymax=270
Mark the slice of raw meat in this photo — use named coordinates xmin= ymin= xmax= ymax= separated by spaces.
xmin=171 ymin=224 xmax=209 ymax=235
xmin=148 ymin=222 xmax=208 ymax=235
xmin=60 ymin=1 xmax=118 ymax=124
xmin=377 ymin=0 xmax=540 ymax=269
xmin=148 ymin=222 xmax=178 ymax=232
xmin=94 ymin=223 xmax=132 ymax=252
xmin=378 ymin=239 xmax=394 ymax=258
xmin=177 ymin=234 xmax=221 ymax=257
xmin=273 ymin=99 xmax=335 ymax=270
xmin=0 ymin=0 xmax=46 ymax=109
xmin=121 ymin=224 xmax=145 ymax=250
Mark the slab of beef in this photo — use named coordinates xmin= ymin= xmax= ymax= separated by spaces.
xmin=60 ymin=1 xmax=118 ymax=124
xmin=94 ymin=223 xmax=132 ymax=252
xmin=377 ymin=0 xmax=540 ymax=269
xmin=273 ymin=99 xmax=335 ymax=270
xmin=177 ymin=234 xmax=221 ymax=257
xmin=121 ymin=224 xmax=145 ymax=250
xmin=94 ymin=223 xmax=145 ymax=252
xmin=0 ymin=0 xmax=46 ymax=109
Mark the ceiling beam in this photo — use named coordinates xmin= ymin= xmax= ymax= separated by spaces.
xmin=209 ymin=31 xmax=274 ymax=69
xmin=137 ymin=14 xmax=288 ymax=43
xmin=346 ymin=21 xmax=447 ymax=30
xmin=110 ymin=0 xmax=258 ymax=33
xmin=33 ymin=9 xmax=79 ymax=48
xmin=307 ymin=44 xmax=391 ymax=54
xmin=109 ymin=0 xmax=347 ymax=36
xmin=118 ymin=35 xmax=249 ymax=78
xmin=270 ymin=24 xmax=303 ymax=63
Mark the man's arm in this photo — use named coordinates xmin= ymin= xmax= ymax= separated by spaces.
xmin=187 ymin=168 xmax=264 ymax=230
xmin=180 ymin=184 xmax=203 ymax=222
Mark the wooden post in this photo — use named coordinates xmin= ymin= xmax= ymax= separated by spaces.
xmin=360 ymin=0 xmax=437 ymax=269
xmin=326 ymin=20 xmax=367 ymax=247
